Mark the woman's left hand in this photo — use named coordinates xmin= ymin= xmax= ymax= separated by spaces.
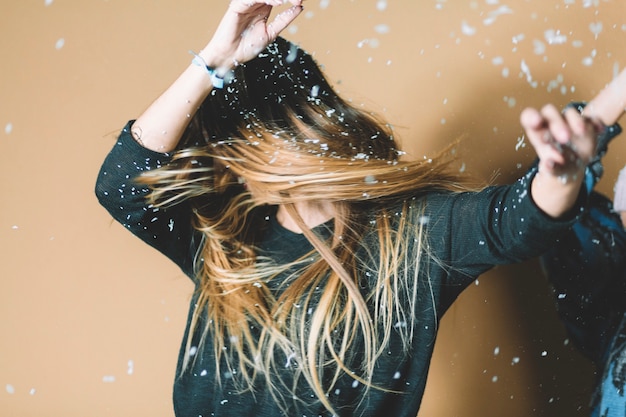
xmin=521 ymin=104 xmax=599 ymax=181
xmin=522 ymin=104 xmax=601 ymax=218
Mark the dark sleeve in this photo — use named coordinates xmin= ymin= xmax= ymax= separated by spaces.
xmin=425 ymin=167 xmax=584 ymax=283
xmin=540 ymin=192 xmax=626 ymax=362
xmin=95 ymin=121 xmax=199 ymax=279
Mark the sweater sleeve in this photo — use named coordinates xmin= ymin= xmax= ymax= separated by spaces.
xmin=95 ymin=121 xmax=198 ymax=279
xmin=424 ymin=167 xmax=585 ymax=283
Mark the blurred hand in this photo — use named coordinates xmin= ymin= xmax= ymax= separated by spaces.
xmin=203 ymin=0 xmax=304 ymax=73
xmin=521 ymin=104 xmax=600 ymax=181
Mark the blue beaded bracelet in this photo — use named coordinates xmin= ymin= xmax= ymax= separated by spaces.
xmin=189 ymin=50 xmax=224 ymax=89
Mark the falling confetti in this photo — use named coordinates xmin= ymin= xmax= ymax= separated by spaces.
xmin=55 ymin=38 xmax=65 ymax=50
xmin=374 ymin=24 xmax=390 ymax=34
xmin=5 ymin=123 xmax=12 ymax=134
xmin=544 ymin=29 xmax=567 ymax=45
xmin=461 ymin=21 xmax=477 ymax=36
xmin=589 ymin=22 xmax=603 ymax=39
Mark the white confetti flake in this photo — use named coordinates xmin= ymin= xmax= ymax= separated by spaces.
xmin=582 ymin=56 xmax=594 ymax=66
xmin=45 ymin=0 xmax=53 ymax=5
xmin=533 ymin=39 xmax=546 ymax=55
xmin=512 ymin=33 xmax=525 ymax=44
xmin=55 ymin=38 xmax=65 ymax=50
xmin=376 ymin=0 xmax=387 ymax=11
xmin=461 ymin=21 xmax=477 ymax=36
xmin=374 ymin=24 xmax=390 ymax=34
xmin=102 ymin=376 xmax=116 ymax=383
xmin=5 ymin=123 xmax=12 ymax=134
xmin=520 ymin=60 xmax=538 ymax=88
xmin=589 ymin=22 xmax=603 ymax=38
xmin=544 ymin=29 xmax=567 ymax=45
xmin=127 ymin=360 xmax=134 ymax=375
xmin=6 ymin=384 xmax=15 ymax=394
xmin=364 ymin=175 xmax=378 ymax=184
xmin=504 ymin=96 xmax=516 ymax=108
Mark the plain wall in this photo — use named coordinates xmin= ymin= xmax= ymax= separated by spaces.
xmin=1 ymin=1 xmax=625 ymax=416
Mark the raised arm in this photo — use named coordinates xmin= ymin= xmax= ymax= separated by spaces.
xmin=523 ymin=68 xmax=626 ymax=218
xmin=583 ymin=68 xmax=626 ymax=126
xmin=132 ymin=0 xmax=303 ymax=153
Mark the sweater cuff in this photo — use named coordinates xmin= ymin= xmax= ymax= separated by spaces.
xmin=614 ymin=166 xmax=626 ymax=212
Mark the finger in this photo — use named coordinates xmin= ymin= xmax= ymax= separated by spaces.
xmin=521 ymin=107 xmax=566 ymax=169
xmin=521 ymin=107 xmax=558 ymax=149
xmin=562 ymin=108 xmax=597 ymax=163
xmin=266 ymin=5 xmax=304 ymax=40
xmin=540 ymin=104 xmax=572 ymax=144
xmin=562 ymin=107 xmax=588 ymax=136
xmin=520 ymin=107 xmax=544 ymax=131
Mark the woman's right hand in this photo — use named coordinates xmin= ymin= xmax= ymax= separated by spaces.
xmin=130 ymin=1 xmax=303 ymax=153
xmin=202 ymin=0 xmax=304 ymax=74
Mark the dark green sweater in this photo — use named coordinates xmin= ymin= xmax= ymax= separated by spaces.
xmin=96 ymin=121 xmax=581 ymax=417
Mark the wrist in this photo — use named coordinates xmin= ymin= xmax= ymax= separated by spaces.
xmin=197 ymin=45 xmax=236 ymax=77
xmin=189 ymin=50 xmax=226 ymax=89
xmin=531 ymin=169 xmax=584 ymax=219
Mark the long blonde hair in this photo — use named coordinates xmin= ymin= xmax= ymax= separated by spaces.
xmin=139 ymin=38 xmax=471 ymax=414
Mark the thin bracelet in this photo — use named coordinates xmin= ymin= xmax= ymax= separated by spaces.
xmin=189 ymin=50 xmax=224 ymax=89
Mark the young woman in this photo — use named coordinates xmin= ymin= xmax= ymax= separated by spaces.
xmin=95 ymin=1 xmax=613 ymax=415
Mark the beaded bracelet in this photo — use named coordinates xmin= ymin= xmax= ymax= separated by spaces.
xmin=189 ymin=50 xmax=224 ymax=89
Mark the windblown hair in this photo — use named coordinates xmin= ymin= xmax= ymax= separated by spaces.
xmin=139 ymin=37 xmax=471 ymax=414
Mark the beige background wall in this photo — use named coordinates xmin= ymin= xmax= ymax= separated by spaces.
xmin=1 ymin=1 xmax=624 ymax=416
